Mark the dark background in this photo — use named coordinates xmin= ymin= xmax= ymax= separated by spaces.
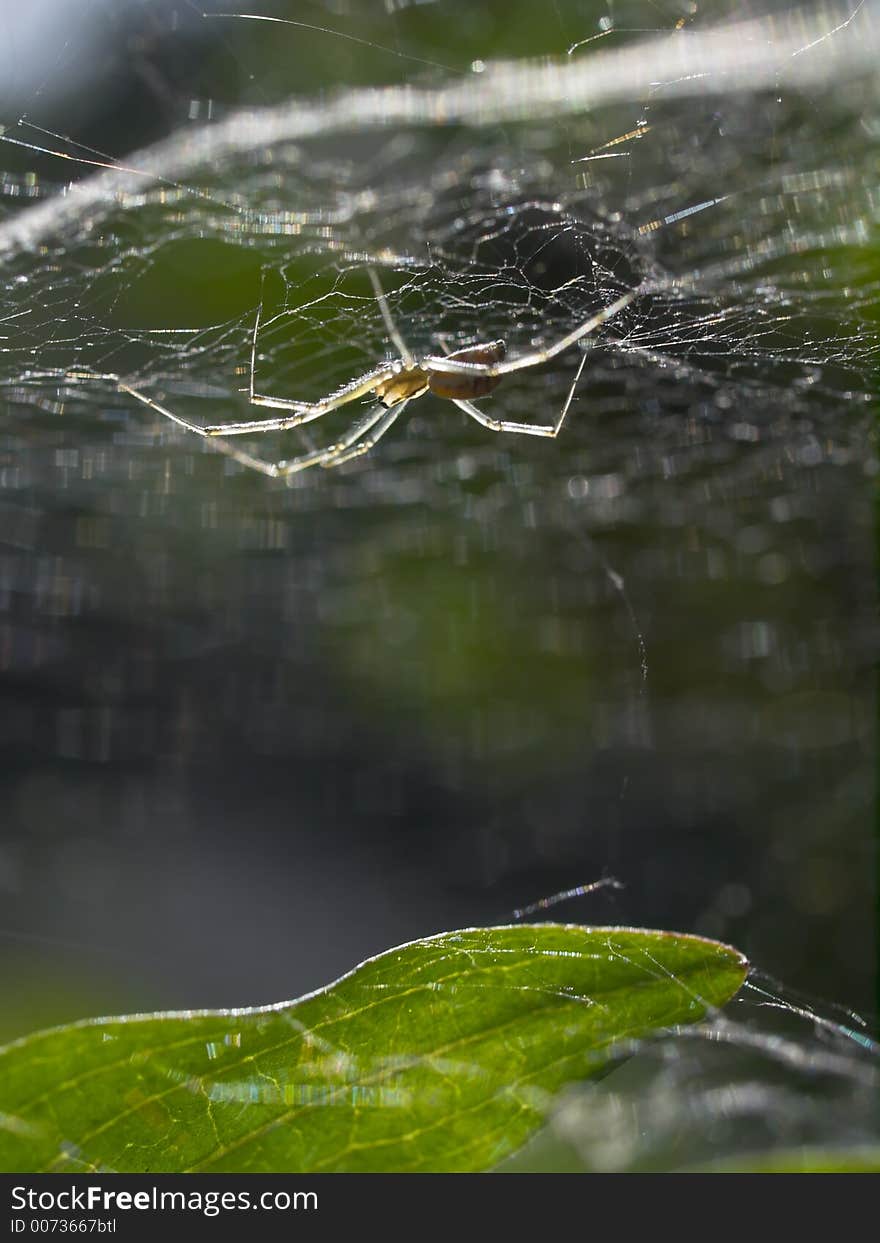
xmin=0 ymin=0 xmax=876 ymax=1045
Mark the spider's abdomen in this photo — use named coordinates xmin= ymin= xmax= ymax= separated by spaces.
xmin=427 ymin=341 xmax=506 ymax=401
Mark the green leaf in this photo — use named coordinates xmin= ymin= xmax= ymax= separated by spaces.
xmin=0 ymin=925 xmax=747 ymax=1173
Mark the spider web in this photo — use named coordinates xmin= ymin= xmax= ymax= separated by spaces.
xmin=511 ymin=975 xmax=880 ymax=1172
xmin=0 ymin=1 xmax=877 ymax=479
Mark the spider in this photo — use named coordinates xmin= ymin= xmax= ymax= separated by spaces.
xmin=119 ymin=271 xmax=637 ymax=478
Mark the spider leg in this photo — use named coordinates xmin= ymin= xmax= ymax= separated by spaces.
xmin=248 ymin=271 xmax=266 ymax=402
xmin=118 ymin=382 xmax=289 ymax=478
xmin=553 ymin=347 xmax=590 ymax=434
xmin=452 ymin=343 xmax=589 ymax=439
xmin=120 ymin=381 xmax=408 ymax=478
xmin=452 ymin=398 xmax=555 ymax=438
xmin=274 ymin=397 xmax=408 ymax=475
xmin=225 ymin=266 xmax=409 ymax=435
xmin=209 ymin=364 xmax=397 ymax=435
xmin=241 ymin=281 xmax=312 ymax=417
xmin=422 ymin=288 xmax=638 ymax=379
xmin=318 ymin=397 xmax=411 ymax=468
xmin=368 ymin=267 xmax=414 ymax=369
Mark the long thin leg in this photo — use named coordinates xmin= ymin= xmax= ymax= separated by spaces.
xmin=318 ymin=398 xmax=410 ymax=469
xmin=222 ymin=267 xmax=407 ymax=434
xmin=244 ymin=280 xmax=370 ymax=422
xmin=422 ymin=288 xmax=637 ymax=379
xmin=248 ymin=272 xmax=266 ymax=403
xmin=452 ymin=398 xmax=555 ymax=438
xmin=119 ymin=382 xmax=289 ymax=478
xmin=367 ymin=267 xmax=414 ymax=369
xmin=276 ymin=397 xmax=409 ymax=475
xmin=206 ymin=363 xmax=397 ymax=435
xmin=120 ymin=381 xmax=408 ymax=477
xmin=452 ymin=346 xmax=590 ymax=439
xmin=552 ymin=346 xmax=589 ymax=435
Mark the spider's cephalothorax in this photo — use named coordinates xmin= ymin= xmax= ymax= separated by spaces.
xmin=119 ymin=275 xmax=637 ymax=478
xmin=374 ymin=341 xmax=507 ymax=408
